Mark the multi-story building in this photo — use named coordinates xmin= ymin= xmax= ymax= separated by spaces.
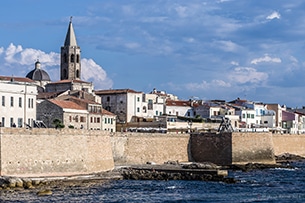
xmin=0 ymin=76 xmax=37 ymax=128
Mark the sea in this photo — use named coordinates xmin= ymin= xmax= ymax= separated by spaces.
xmin=1 ymin=161 xmax=305 ymax=203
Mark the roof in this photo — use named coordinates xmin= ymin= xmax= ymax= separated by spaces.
xmin=102 ymin=109 xmax=116 ymax=116
xmin=26 ymin=61 xmax=51 ymax=81
xmin=94 ymin=89 xmax=142 ymax=95
xmin=49 ymin=99 xmax=86 ymax=110
xmin=48 ymin=79 xmax=90 ymax=85
xmin=166 ymin=100 xmax=191 ymax=107
xmin=64 ymin=19 xmax=77 ymax=46
xmin=37 ymin=91 xmax=65 ymax=99
xmin=0 ymin=75 xmax=34 ymax=83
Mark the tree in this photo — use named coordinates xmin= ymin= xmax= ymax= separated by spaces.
xmin=52 ymin=118 xmax=65 ymax=129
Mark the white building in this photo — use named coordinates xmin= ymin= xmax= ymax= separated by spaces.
xmin=0 ymin=76 xmax=37 ymax=128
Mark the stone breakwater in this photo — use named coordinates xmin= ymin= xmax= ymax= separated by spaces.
xmin=120 ymin=162 xmax=237 ymax=183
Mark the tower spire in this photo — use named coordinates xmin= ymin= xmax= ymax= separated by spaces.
xmin=64 ymin=16 xmax=77 ymax=46
xmin=60 ymin=17 xmax=81 ymax=80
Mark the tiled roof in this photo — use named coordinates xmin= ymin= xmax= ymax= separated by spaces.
xmin=48 ymin=79 xmax=90 ymax=84
xmin=102 ymin=109 xmax=116 ymax=116
xmin=94 ymin=89 xmax=142 ymax=95
xmin=166 ymin=100 xmax=191 ymax=107
xmin=0 ymin=75 xmax=34 ymax=83
xmin=37 ymin=91 xmax=65 ymax=99
xmin=49 ymin=99 xmax=86 ymax=110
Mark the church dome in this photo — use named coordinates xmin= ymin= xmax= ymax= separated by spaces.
xmin=26 ymin=60 xmax=51 ymax=81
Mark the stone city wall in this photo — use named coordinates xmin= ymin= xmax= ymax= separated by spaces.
xmin=272 ymin=134 xmax=305 ymax=156
xmin=0 ymin=128 xmax=114 ymax=177
xmin=190 ymin=132 xmax=276 ymax=165
xmin=111 ymin=133 xmax=191 ymax=165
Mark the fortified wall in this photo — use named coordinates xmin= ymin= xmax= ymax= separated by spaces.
xmin=272 ymin=134 xmax=305 ymax=156
xmin=190 ymin=132 xmax=276 ymax=165
xmin=1 ymin=129 xmax=305 ymax=177
xmin=0 ymin=128 xmax=114 ymax=177
xmin=111 ymin=133 xmax=191 ymax=165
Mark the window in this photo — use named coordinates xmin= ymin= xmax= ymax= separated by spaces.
xmin=76 ymin=54 xmax=80 ymax=63
xmin=28 ymin=98 xmax=31 ymax=108
xmin=2 ymin=96 xmax=5 ymax=106
xmin=111 ymin=118 xmax=113 ymax=124
xmin=10 ymin=118 xmax=14 ymax=127
xmin=97 ymin=117 xmax=100 ymax=123
xmin=156 ymin=111 xmax=158 ymax=116
xmin=1 ymin=117 xmax=5 ymax=127
xmin=31 ymin=99 xmax=34 ymax=108
xmin=247 ymin=113 xmax=250 ymax=118
xmin=10 ymin=97 xmax=14 ymax=107
xmin=105 ymin=118 xmax=107 ymax=124
xmin=251 ymin=114 xmax=255 ymax=119
xmin=71 ymin=54 xmax=75 ymax=62
xmin=137 ymin=97 xmax=140 ymax=102
xmin=107 ymin=96 xmax=110 ymax=102
xmin=148 ymin=99 xmax=153 ymax=110
xmin=90 ymin=117 xmax=93 ymax=123
xmin=19 ymin=97 xmax=22 ymax=107
xmin=76 ymin=70 xmax=80 ymax=78
xmin=137 ymin=107 xmax=140 ymax=113
xmin=69 ymin=116 xmax=72 ymax=122
xmin=242 ymin=114 xmax=245 ymax=118
xmin=18 ymin=118 xmax=23 ymax=128
xmin=80 ymin=116 xmax=86 ymax=122
xmin=63 ymin=53 xmax=67 ymax=63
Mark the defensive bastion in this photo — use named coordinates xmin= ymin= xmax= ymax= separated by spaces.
xmin=1 ymin=128 xmax=305 ymax=177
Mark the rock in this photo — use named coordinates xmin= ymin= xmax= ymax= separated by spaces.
xmin=37 ymin=189 xmax=52 ymax=196
xmin=8 ymin=178 xmax=16 ymax=188
xmin=15 ymin=178 xmax=23 ymax=188
xmin=32 ymin=179 xmax=41 ymax=186
xmin=182 ymin=162 xmax=220 ymax=169
xmin=22 ymin=178 xmax=34 ymax=189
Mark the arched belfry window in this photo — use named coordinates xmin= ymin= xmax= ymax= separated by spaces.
xmin=76 ymin=69 xmax=80 ymax=78
xmin=71 ymin=54 xmax=75 ymax=62
xmin=63 ymin=69 xmax=67 ymax=79
xmin=76 ymin=54 xmax=80 ymax=63
xmin=63 ymin=53 xmax=67 ymax=63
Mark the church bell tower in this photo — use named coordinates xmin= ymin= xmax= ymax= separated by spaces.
xmin=60 ymin=17 xmax=81 ymax=80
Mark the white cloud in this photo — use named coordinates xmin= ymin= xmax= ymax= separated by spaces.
xmin=81 ymin=58 xmax=113 ymax=89
xmin=213 ymin=40 xmax=241 ymax=52
xmin=266 ymin=11 xmax=281 ymax=20
xmin=186 ymin=79 xmax=231 ymax=91
xmin=228 ymin=67 xmax=268 ymax=84
xmin=231 ymin=61 xmax=239 ymax=66
xmin=251 ymin=55 xmax=281 ymax=64
xmin=0 ymin=43 xmax=113 ymax=89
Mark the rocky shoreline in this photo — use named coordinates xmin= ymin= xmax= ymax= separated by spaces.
xmin=0 ymin=153 xmax=304 ymax=196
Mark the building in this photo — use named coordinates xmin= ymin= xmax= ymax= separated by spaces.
xmin=0 ymin=76 xmax=37 ymax=127
xmin=26 ymin=60 xmax=51 ymax=92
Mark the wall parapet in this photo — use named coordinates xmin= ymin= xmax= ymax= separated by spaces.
xmin=0 ymin=128 xmax=114 ymax=177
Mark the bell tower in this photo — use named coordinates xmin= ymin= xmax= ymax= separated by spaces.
xmin=60 ymin=17 xmax=81 ymax=80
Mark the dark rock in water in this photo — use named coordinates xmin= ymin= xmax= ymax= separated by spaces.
xmin=231 ymin=162 xmax=293 ymax=172
xmin=37 ymin=189 xmax=52 ymax=196
xmin=182 ymin=162 xmax=220 ymax=170
xmin=275 ymin=153 xmax=305 ymax=163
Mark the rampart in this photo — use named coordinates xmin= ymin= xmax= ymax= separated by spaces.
xmin=190 ymin=132 xmax=276 ymax=165
xmin=272 ymin=134 xmax=305 ymax=156
xmin=1 ymin=129 xmax=305 ymax=177
xmin=111 ymin=133 xmax=191 ymax=165
xmin=0 ymin=128 xmax=114 ymax=177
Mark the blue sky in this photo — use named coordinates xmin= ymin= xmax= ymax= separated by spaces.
xmin=1 ymin=1 xmax=305 ymax=107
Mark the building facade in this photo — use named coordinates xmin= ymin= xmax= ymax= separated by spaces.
xmin=0 ymin=76 xmax=37 ymax=128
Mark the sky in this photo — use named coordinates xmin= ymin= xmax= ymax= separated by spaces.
xmin=1 ymin=1 xmax=305 ymax=107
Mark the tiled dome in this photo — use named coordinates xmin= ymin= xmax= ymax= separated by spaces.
xmin=26 ymin=60 xmax=51 ymax=81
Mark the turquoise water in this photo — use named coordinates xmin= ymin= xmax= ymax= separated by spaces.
xmin=1 ymin=162 xmax=305 ymax=202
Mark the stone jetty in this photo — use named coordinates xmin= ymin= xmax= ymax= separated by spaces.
xmin=120 ymin=162 xmax=237 ymax=183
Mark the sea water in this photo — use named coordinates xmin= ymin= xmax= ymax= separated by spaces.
xmin=1 ymin=162 xmax=305 ymax=202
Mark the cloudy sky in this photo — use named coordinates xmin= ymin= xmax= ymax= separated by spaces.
xmin=1 ymin=1 xmax=305 ymax=107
